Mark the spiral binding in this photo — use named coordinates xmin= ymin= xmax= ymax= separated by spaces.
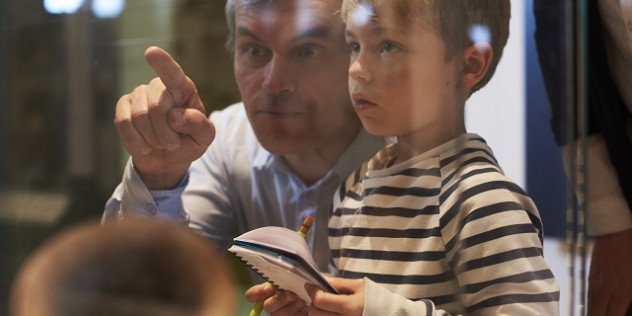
xmin=232 ymin=253 xmax=284 ymax=291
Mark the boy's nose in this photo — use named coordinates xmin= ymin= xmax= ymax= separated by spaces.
xmin=349 ymin=58 xmax=370 ymax=82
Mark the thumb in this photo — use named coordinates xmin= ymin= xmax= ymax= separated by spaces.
xmin=167 ymin=107 xmax=216 ymax=147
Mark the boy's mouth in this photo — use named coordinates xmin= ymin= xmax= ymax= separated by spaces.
xmin=351 ymin=93 xmax=376 ymax=108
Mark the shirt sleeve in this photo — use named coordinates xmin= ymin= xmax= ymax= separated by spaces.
xmin=102 ymin=158 xmax=189 ymax=223
xmin=363 ymin=278 xmax=453 ymax=316
xmin=179 ymin=107 xmax=248 ymax=250
xmin=564 ymin=134 xmax=632 ymax=235
xmin=101 ymin=145 xmax=240 ymax=251
xmin=362 ymin=188 xmax=560 ymax=315
xmin=103 ymin=105 xmax=246 ymax=251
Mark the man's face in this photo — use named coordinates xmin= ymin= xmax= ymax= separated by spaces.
xmin=233 ymin=0 xmax=359 ymax=155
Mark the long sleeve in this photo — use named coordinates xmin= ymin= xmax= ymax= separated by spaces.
xmin=331 ymin=135 xmax=559 ymax=315
xmin=533 ymin=0 xmax=632 ymax=228
xmin=105 ymin=102 xmax=385 ymax=270
xmin=103 ymin=105 xmax=252 ymax=251
xmin=102 ymin=158 xmax=188 ymax=223
xmin=564 ymin=135 xmax=632 ymax=235
xmin=363 ymin=278 xmax=453 ymax=316
xmin=359 ymin=194 xmax=560 ymax=316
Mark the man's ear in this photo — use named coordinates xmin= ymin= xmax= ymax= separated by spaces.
xmin=461 ymin=42 xmax=493 ymax=90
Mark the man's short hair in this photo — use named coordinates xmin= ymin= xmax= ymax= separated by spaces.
xmin=225 ymin=0 xmax=275 ymax=51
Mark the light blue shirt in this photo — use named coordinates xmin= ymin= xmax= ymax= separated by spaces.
xmin=104 ymin=102 xmax=386 ymax=271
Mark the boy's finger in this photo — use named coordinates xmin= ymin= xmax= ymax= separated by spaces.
xmin=244 ymin=282 xmax=276 ymax=302
xmin=264 ymin=291 xmax=306 ymax=314
xmin=305 ymin=284 xmax=348 ymax=313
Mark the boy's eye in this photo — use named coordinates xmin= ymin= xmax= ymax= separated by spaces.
xmin=349 ymin=42 xmax=360 ymax=53
xmin=380 ymin=41 xmax=399 ymax=53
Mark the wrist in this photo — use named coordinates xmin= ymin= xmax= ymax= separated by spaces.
xmin=133 ymin=161 xmax=189 ymax=190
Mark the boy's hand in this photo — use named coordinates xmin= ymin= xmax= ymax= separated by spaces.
xmin=305 ymin=277 xmax=365 ymax=316
xmin=114 ymin=46 xmax=215 ymax=190
xmin=244 ymin=283 xmax=308 ymax=316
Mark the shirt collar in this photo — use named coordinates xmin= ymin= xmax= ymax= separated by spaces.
xmin=331 ymin=128 xmax=387 ymax=178
xmin=251 ymin=128 xmax=387 ymax=180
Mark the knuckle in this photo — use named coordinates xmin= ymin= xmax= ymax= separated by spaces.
xmin=114 ymin=115 xmax=132 ymax=129
xmin=153 ymin=90 xmax=173 ymax=109
xmin=132 ymin=84 xmax=147 ymax=94
xmin=147 ymin=98 xmax=161 ymax=112
xmin=131 ymin=110 xmax=149 ymax=122
xmin=117 ymin=94 xmax=130 ymax=105
xmin=149 ymin=77 xmax=164 ymax=86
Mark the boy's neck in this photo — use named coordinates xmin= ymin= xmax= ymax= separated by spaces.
xmin=394 ymin=120 xmax=466 ymax=165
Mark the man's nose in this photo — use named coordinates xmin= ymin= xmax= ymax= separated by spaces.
xmin=262 ymin=56 xmax=295 ymax=95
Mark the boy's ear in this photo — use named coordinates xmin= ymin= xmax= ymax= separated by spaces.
xmin=461 ymin=42 xmax=493 ymax=90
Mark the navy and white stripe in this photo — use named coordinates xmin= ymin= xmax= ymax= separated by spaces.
xmin=330 ymin=134 xmax=559 ymax=315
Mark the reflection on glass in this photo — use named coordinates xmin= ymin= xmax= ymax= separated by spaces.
xmin=469 ymin=25 xmax=491 ymax=45
xmin=44 ymin=0 xmax=83 ymax=14
xmin=92 ymin=0 xmax=125 ymax=19
xmin=349 ymin=3 xmax=373 ymax=27
xmin=1 ymin=0 xmax=617 ymax=315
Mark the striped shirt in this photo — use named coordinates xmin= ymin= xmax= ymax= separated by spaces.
xmin=330 ymin=134 xmax=560 ymax=315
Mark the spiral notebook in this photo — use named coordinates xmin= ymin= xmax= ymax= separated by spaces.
xmin=227 ymin=226 xmax=339 ymax=304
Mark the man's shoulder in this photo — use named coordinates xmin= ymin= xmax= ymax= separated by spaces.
xmin=205 ymin=102 xmax=270 ymax=163
xmin=209 ymin=102 xmax=247 ymax=124
xmin=209 ymin=102 xmax=254 ymax=140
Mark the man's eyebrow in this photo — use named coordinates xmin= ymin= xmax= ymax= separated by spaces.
xmin=290 ymin=26 xmax=331 ymax=43
xmin=235 ymin=25 xmax=331 ymax=43
xmin=236 ymin=27 xmax=262 ymax=41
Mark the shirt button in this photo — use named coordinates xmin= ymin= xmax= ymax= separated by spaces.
xmin=145 ymin=204 xmax=157 ymax=217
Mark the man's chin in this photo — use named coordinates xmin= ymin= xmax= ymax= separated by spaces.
xmin=258 ymin=135 xmax=311 ymax=156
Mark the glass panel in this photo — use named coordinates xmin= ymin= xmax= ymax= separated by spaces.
xmin=3 ymin=0 xmax=630 ymax=315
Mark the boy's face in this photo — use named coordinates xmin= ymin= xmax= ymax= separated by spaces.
xmin=345 ymin=5 xmax=462 ymax=140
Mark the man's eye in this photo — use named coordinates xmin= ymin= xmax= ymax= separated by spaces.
xmin=297 ymin=44 xmax=322 ymax=59
xmin=247 ymin=46 xmax=264 ymax=58
xmin=241 ymin=44 xmax=269 ymax=60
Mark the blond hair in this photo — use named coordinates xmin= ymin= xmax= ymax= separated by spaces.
xmin=340 ymin=0 xmax=510 ymax=93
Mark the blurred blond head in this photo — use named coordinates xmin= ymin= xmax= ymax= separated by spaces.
xmin=10 ymin=220 xmax=235 ymax=316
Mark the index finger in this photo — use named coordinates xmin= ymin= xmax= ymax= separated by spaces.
xmin=144 ymin=46 xmax=195 ymax=106
xmin=305 ymin=285 xmax=344 ymax=313
xmin=244 ymin=282 xmax=276 ymax=303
